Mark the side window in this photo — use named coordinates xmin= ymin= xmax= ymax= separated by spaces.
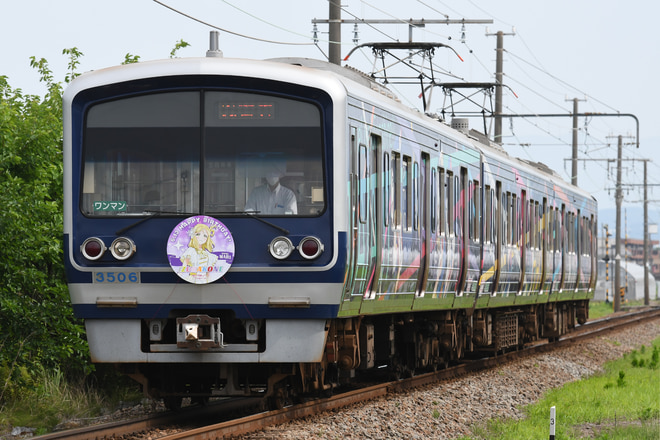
xmin=471 ymin=179 xmax=480 ymax=242
xmin=358 ymin=144 xmax=367 ymax=224
xmin=567 ymin=211 xmax=573 ymax=254
xmin=439 ymin=168 xmax=446 ymax=235
xmin=393 ymin=153 xmax=401 ymax=227
xmin=431 ymin=168 xmax=437 ymax=232
xmin=584 ymin=217 xmax=591 ymax=256
xmin=501 ymin=192 xmax=508 ymax=246
xmin=548 ymin=207 xmax=554 ymax=252
xmin=559 ymin=209 xmax=563 ymax=252
xmin=535 ymin=201 xmax=541 ymax=250
xmin=454 ymin=174 xmax=460 ymax=235
xmin=402 ymin=157 xmax=409 ymax=230
xmin=413 ymin=161 xmax=419 ymax=231
xmin=511 ymin=193 xmax=518 ymax=247
xmin=384 ymin=152 xmax=390 ymax=226
xmin=491 ymin=187 xmax=497 ymax=244
xmin=554 ymin=208 xmax=560 ymax=253
xmin=447 ymin=171 xmax=454 ymax=235
xmin=485 ymin=185 xmax=492 ymax=243
xmin=526 ymin=199 xmax=532 ymax=250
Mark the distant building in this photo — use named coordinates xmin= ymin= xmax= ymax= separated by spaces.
xmin=595 ymin=235 xmax=659 ymax=302
xmin=622 ymin=238 xmax=660 ymax=280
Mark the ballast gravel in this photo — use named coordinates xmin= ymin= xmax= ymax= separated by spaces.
xmin=4 ymin=317 xmax=657 ymax=440
xmin=237 ymin=319 xmax=660 ymax=440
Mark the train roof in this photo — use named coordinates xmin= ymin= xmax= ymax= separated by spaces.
xmin=65 ymin=55 xmax=595 ymax=205
xmin=268 ymin=58 xmax=594 ymax=204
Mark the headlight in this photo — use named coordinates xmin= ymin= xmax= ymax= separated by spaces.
xmin=268 ymin=236 xmax=294 ymax=260
xmin=110 ymin=237 xmax=136 ymax=260
xmin=298 ymin=236 xmax=324 ymax=260
xmin=81 ymin=237 xmax=106 ymax=261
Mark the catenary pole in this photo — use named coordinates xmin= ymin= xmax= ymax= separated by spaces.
xmin=566 ymin=97 xmax=586 ymax=185
xmin=329 ymin=1 xmax=341 ymax=65
xmin=614 ymin=135 xmax=622 ymax=312
xmin=644 ymin=160 xmax=649 ymax=305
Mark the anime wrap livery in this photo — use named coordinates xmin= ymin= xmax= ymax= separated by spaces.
xmin=63 ymin=56 xmax=596 ymax=408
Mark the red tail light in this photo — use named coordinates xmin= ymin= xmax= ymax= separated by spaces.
xmin=298 ymin=236 xmax=323 ymax=260
xmin=81 ymin=237 xmax=106 ymax=261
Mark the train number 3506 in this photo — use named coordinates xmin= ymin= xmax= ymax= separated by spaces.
xmin=94 ymin=272 xmax=140 ymax=284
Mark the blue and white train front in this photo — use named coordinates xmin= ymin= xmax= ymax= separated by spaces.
xmin=62 ymin=57 xmax=348 ymax=402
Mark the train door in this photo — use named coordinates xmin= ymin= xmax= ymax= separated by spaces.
xmin=540 ymin=197 xmax=551 ymax=296
xmin=590 ymin=214 xmax=597 ymax=292
xmin=452 ymin=167 xmax=470 ymax=305
xmin=492 ymin=181 xmax=503 ymax=295
xmin=344 ymin=133 xmax=376 ymax=307
xmin=519 ymin=189 xmax=527 ymax=295
xmin=577 ymin=212 xmax=595 ymax=297
xmin=342 ymin=127 xmax=360 ymax=305
xmin=415 ymin=153 xmax=431 ymax=297
xmin=364 ymin=134 xmax=382 ymax=299
xmin=558 ymin=204 xmax=567 ymax=294
xmin=464 ymin=173 xmax=481 ymax=295
xmin=548 ymin=205 xmax=562 ymax=300
xmin=478 ymin=182 xmax=497 ymax=298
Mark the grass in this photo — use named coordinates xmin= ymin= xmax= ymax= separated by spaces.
xmin=589 ymin=301 xmax=617 ymax=320
xmin=588 ymin=299 xmax=653 ymax=320
xmin=0 ymin=366 xmax=143 ymax=436
xmin=464 ymin=337 xmax=660 ymax=439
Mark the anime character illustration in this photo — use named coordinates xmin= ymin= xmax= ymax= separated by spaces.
xmin=180 ymin=223 xmax=220 ymax=283
xmin=167 ymin=216 xmax=235 ymax=284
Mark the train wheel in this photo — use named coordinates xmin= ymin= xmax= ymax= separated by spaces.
xmin=164 ymin=396 xmax=183 ymax=411
xmin=388 ymin=359 xmax=405 ymax=381
xmin=192 ymin=396 xmax=209 ymax=406
xmin=454 ymin=319 xmax=465 ymax=360
xmin=266 ymin=383 xmax=291 ymax=410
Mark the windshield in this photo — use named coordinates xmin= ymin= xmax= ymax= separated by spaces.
xmin=82 ymin=90 xmax=325 ymax=217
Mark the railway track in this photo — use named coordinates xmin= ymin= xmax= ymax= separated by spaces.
xmin=33 ymin=306 xmax=660 ymax=440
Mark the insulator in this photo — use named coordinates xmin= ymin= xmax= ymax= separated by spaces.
xmin=312 ymin=24 xmax=319 ymax=44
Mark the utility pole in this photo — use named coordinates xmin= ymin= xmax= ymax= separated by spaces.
xmin=644 ymin=160 xmax=649 ymax=305
xmin=604 ymin=224 xmax=611 ymax=303
xmin=614 ymin=135 xmax=622 ymax=312
xmin=619 ymin=159 xmax=657 ymax=306
xmin=566 ymin=97 xmax=586 ymax=185
xmin=328 ymin=0 xmax=341 ymax=65
xmin=581 ymin=155 xmax=655 ymax=307
xmin=486 ymin=29 xmax=515 ymax=144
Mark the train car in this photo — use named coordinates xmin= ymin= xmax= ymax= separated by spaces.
xmin=63 ymin=50 xmax=597 ymax=408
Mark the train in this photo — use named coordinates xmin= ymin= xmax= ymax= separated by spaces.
xmin=63 ymin=47 xmax=597 ymax=409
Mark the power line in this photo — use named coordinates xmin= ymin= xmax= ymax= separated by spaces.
xmin=505 ymin=49 xmax=620 ymax=114
xmin=152 ymin=0 xmax=315 ymax=46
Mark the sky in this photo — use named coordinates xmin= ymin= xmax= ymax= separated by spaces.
xmin=2 ymin=0 xmax=659 ymax=237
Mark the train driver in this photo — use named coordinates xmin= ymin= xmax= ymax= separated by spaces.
xmin=245 ymin=165 xmax=297 ymax=215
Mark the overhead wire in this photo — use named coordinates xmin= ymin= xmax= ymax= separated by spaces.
xmin=220 ymin=0 xmax=322 ymax=42
xmin=505 ymin=49 xmax=620 ymax=114
xmin=152 ymin=0 xmax=315 ymax=46
xmin=452 ymin=2 xmax=629 ymax=157
xmin=156 ymin=0 xmax=647 ymax=203
xmin=340 ymin=1 xmax=400 ymax=42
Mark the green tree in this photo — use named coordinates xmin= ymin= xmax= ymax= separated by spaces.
xmin=0 ymin=51 xmax=89 ymax=402
xmin=0 ymin=39 xmax=190 ymax=404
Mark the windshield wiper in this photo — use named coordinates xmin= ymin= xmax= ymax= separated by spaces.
xmin=208 ymin=211 xmax=290 ymax=235
xmin=116 ymin=210 xmax=290 ymax=236
xmin=115 ymin=210 xmax=193 ymax=235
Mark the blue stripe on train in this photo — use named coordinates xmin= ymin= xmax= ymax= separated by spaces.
xmin=64 ymin=232 xmax=348 ymax=284
xmin=72 ymin=303 xmax=340 ymax=320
